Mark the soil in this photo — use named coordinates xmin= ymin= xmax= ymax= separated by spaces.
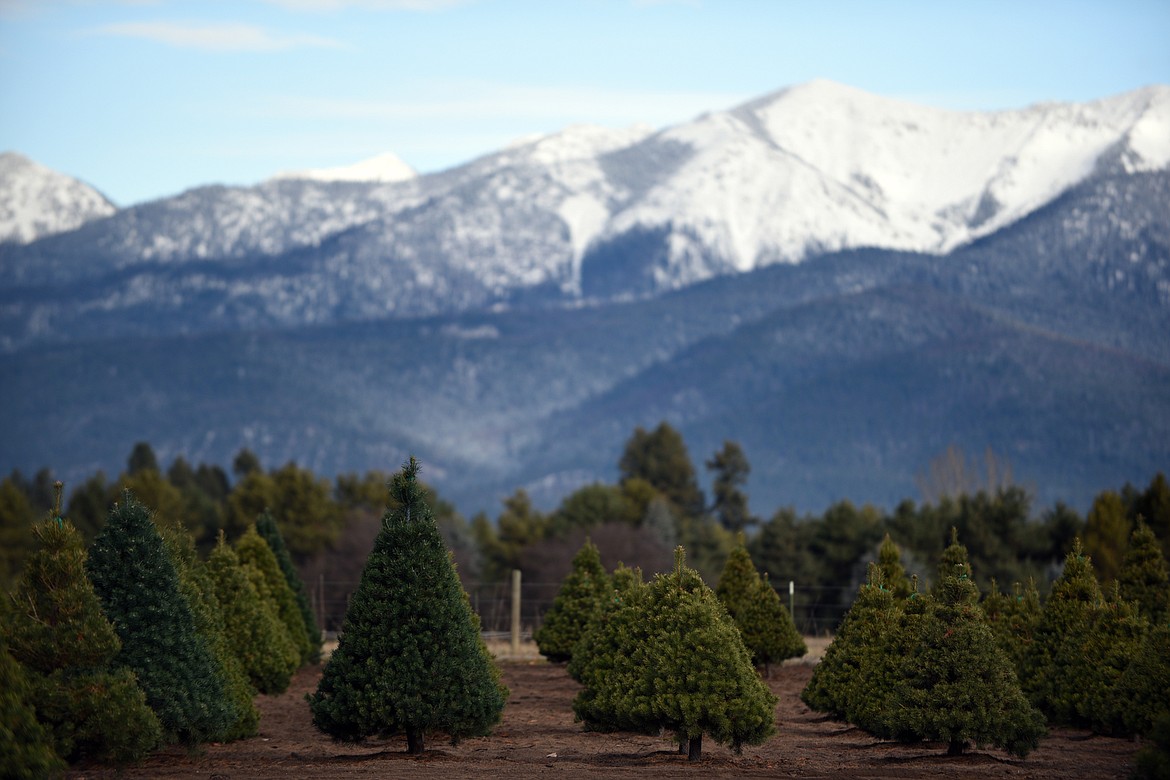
xmin=66 ymin=649 xmax=1140 ymax=780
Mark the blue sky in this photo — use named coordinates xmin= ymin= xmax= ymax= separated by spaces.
xmin=1 ymin=0 xmax=1168 ymax=206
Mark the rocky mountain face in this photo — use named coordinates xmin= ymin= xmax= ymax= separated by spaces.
xmin=0 ymin=82 xmax=1167 ymax=517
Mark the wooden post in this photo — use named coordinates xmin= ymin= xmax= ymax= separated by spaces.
xmin=511 ymin=569 xmax=522 ymax=656
xmin=318 ymin=573 xmax=326 ymax=634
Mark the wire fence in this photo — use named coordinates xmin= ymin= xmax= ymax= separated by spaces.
xmin=309 ymin=575 xmax=853 ymax=638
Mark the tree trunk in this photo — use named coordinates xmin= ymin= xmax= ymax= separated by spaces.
xmin=407 ymin=728 xmax=424 ymax=755
xmin=687 ymin=734 xmax=702 ymax=761
xmin=947 ymin=739 xmax=965 ymax=757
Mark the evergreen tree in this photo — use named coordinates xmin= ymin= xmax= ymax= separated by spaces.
xmin=618 ymin=422 xmax=705 ymax=518
xmin=205 ymin=533 xmax=298 ymax=695
xmin=802 ymin=565 xmax=900 ymax=719
xmin=876 ymin=534 xmax=912 ymax=598
xmin=157 ymin=522 xmax=259 ymax=741
xmin=886 ymin=564 xmax=1045 ymax=757
xmin=0 ymin=476 xmax=37 ymax=591
xmin=716 ymin=540 xmax=804 ymax=674
xmin=309 ymin=458 xmax=507 ymax=753
xmin=236 ymin=525 xmax=313 ymax=665
xmin=8 ymin=514 xmax=162 ymax=763
xmin=256 ymin=510 xmax=323 ymax=663
xmin=533 ymin=539 xmax=610 ymax=662
xmin=706 ymin=441 xmax=754 ymax=532
xmin=1116 ymin=623 xmax=1170 ymax=754
xmin=982 ymin=578 xmax=1042 ymax=679
xmin=935 ymin=527 xmax=975 ymax=592
xmin=573 ymin=548 xmax=776 ymax=761
xmin=87 ymin=492 xmax=235 ymax=745
xmin=0 ymin=632 xmax=65 ymax=779
xmin=1080 ymin=581 xmax=1148 ymax=735
xmin=1021 ymin=539 xmax=1105 ymax=726
xmin=1084 ymin=490 xmax=1131 ymax=584
xmin=566 ymin=563 xmax=644 ymax=685
xmin=1119 ymin=521 xmax=1170 ymax=625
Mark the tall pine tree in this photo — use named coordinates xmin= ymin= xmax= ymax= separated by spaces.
xmin=309 ymin=458 xmax=507 ymax=753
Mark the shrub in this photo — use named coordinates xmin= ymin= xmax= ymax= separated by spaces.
xmin=308 ymin=458 xmax=507 ymax=753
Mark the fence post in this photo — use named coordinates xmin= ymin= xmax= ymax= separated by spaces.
xmin=510 ymin=569 xmax=522 ymax=655
xmin=789 ymin=580 xmax=795 ymax=622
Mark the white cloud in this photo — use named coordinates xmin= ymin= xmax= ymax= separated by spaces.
xmin=89 ymin=21 xmax=344 ymax=52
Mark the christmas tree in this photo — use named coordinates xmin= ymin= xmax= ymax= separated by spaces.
xmin=8 ymin=511 xmax=162 ymax=763
xmin=256 ymin=510 xmax=323 ymax=663
xmin=1118 ymin=623 xmax=1170 ymax=775
xmin=308 ymin=458 xmax=507 ymax=753
xmin=802 ymin=564 xmax=900 ymax=719
xmin=981 ymin=578 xmax=1042 ymax=679
xmin=205 ymin=532 xmax=299 ymax=695
xmin=157 ymin=521 xmax=259 ymax=740
xmin=1021 ymin=539 xmax=1105 ymax=726
xmin=573 ymin=547 xmax=776 ymax=761
xmin=1079 ymin=581 xmax=1148 ymax=735
xmin=1119 ymin=521 xmax=1170 ymax=625
xmin=87 ymin=492 xmax=234 ymax=745
xmin=886 ymin=563 xmax=1045 ymax=757
xmin=566 ymin=563 xmax=644 ymax=686
xmin=533 ymin=538 xmax=610 ymax=662
xmin=716 ymin=540 xmax=805 ymax=674
xmin=0 ymin=631 xmax=64 ymax=779
xmin=236 ymin=524 xmax=313 ymax=665
xmin=877 ymin=533 xmax=913 ymax=598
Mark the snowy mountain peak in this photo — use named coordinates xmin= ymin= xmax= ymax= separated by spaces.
xmin=271 ymin=151 xmax=417 ymax=184
xmin=0 ymin=152 xmax=116 ymax=244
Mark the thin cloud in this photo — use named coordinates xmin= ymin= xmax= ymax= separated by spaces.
xmin=258 ymin=83 xmax=749 ymax=125
xmin=259 ymin=0 xmax=470 ymax=10
xmin=89 ymin=21 xmax=344 ymax=52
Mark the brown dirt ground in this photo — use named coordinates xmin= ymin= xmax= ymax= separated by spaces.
xmin=66 ymin=641 xmax=1140 ymax=779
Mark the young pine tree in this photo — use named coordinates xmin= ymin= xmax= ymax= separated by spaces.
xmin=236 ymin=524 xmax=313 ymax=665
xmin=885 ymin=563 xmax=1045 ymax=757
xmin=0 ymin=630 xmax=64 ymax=780
xmin=802 ymin=565 xmax=901 ymax=720
xmin=533 ymin=538 xmax=610 ymax=662
xmin=87 ymin=493 xmax=234 ymax=745
xmin=566 ymin=563 xmax=644 ymax=686
xmin=1117 ymin=622 xmax=1170 ymax=777
xmin=8 ymin=514 xmax=162 ymax=764
xmin=205 ymin=533 xmax=299 ymax=695
xmin=716 ymin=541 xmax=804 ymax=674
xmin=1119 ymin=521 xmax=1170 ymax=626
xmin=1021 ymin=539 xmax=1105 ymax=726
xmin=877 ymin=533 xmax=913 ymax=598
xmin=573 ymin=547 xmax=776 ymax=761
xmin=256 ymin=510 xmax=323 ymax=663
xmin=981 ymin=578 xmax=1042 ymax=679
xmin=308 ymin=458 xmax=507 ymax=754
xmin=157 ymin=521 xmax=259 ymax=740
xmin=1080 ymin=582 xmax=1149 ymax=735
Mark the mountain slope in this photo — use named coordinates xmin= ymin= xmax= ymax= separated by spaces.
xmin=0 ymin=152 xmax=117 ymax=244
xmin=1 ymin=172 xmax=1166 ymax=516
xmin=2 ymin=83 xmax=1167 ymax=351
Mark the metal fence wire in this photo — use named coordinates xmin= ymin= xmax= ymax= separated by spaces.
xmin=310 ymin=576 xmax=853 ymax=638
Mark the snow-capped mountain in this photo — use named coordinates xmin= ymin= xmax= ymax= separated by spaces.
xmin=271 ymin=151 xmax=417 ymax=184
xmin=1 ymin=81 xmax=1167 ymax=339
xmin=0 ymin=152 xmax=117 ymax=244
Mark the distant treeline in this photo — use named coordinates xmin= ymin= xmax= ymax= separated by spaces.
xmin=4 ymin=425 xmax=1167 ymax=628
